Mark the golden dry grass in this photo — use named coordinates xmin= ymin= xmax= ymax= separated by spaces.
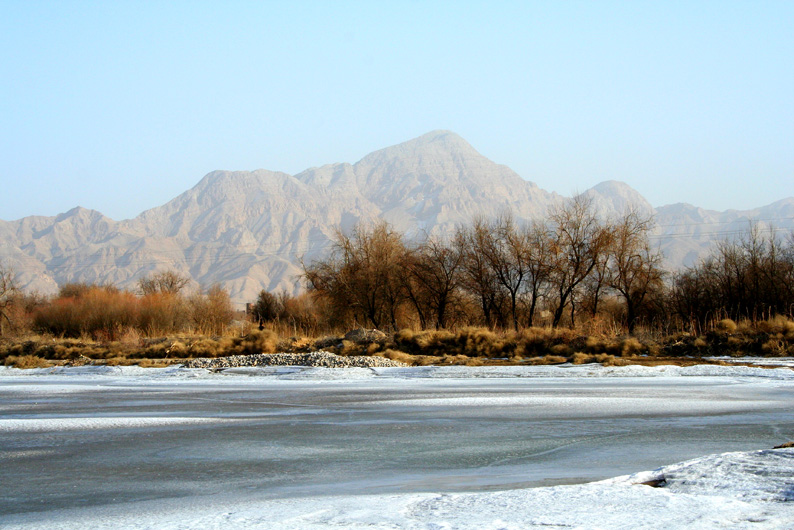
xmin=4 ymin=317 xmax=794 ymax=369
xmin=4 ymin=355 xmax=54 ymax=369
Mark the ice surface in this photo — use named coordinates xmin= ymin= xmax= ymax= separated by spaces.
xmin=4 ymin=449 xmax=793 ymax=529
xmin=1 ymin=363 xmax=793 ymax=529
xmin=0 ymin=416 xmax=227 ymax=432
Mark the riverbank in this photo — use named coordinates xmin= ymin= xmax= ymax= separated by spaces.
xmin=3 ymin=318 xmax=794 ymax=369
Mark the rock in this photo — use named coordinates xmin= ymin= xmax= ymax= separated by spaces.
xmin=637 ymin=478 xmax=667 ymax=488
xmin=343 ymin=328 xmax=388 ymax=344
xmin=181 ymin=350 xmax=406 ymax=370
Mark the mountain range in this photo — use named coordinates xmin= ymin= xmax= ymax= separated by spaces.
xmin=2 ymin=130 xmax=793 ymax=306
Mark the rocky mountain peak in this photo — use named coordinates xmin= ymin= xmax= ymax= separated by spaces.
xmin=584 ymin=180 xmax=655 ymax=218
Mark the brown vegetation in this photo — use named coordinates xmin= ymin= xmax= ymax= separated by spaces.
xmin=2 ymin=215 xmax=794 ymax=369
xmin=4 ymin=316 xmax=793 ymax=370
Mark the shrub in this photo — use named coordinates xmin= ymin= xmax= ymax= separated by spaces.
xmin=570 ymin=352 xmax=619 ymax=365
xmin=34 ymin=285 xmax=138 ymax=340
xmin=4 ymin=355 xmax=53 ymax=369
xmin=232 ymin=330 xmax=279 ymax=355
xmin=762 ymin=338 xmax=786 ymax=357
xmin=137 ymin=358 xmax=173 ymax=368
xmin=715 ymin=319 xmax=738 ymax=334
xmin=187 ymin=339 xmax=223 ymax=358
xmin=138 ymin=293 xmax=189 ymax=336
xmin=189 ymin=285 xmax=234 ymax=336
xmin=620 ymin=337 xmax=644 ymax=357
xmin=167 ymin=341 xmax=187 ymax=356
xmin=379 ymin=349 xmax=416 ymax=365
xmin=143 ymin=342 xmax=169 ymax=359
xmin=525 ymin=355 xmax=567 ymax=365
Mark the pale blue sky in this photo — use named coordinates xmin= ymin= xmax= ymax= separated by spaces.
xmin=2 ymin=1 xmax=792 ymax=221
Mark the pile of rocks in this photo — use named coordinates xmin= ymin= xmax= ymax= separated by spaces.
xmin=182 ymin=350 xmax=406 ymax=369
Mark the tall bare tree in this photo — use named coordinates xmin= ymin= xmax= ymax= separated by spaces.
xmin=480 ymin=214 xmax=531 ymax=331
xmin=547 ymin=195 xmax=612 ymax=328
xmin=455 ymin=220 xmax=507 ymax=328
xmin=0 ymin=264 xmax=19 ymax=336
xmin=606 ymin=209 xmax=664 ymax=333
xmin=521 ymin=220 xmax=554 ymax=327
xmin=403 ymin=235 xmax=464 ymax=329
xmin=303 ymin=221 xmax=407 ymax=329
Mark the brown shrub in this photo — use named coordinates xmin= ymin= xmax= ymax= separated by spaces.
xmin=313 ymin=336 xmax=341 ymax=350
xmin=570 ymin=352 xmax=619 ymax=365
xmin=379 ymin=349 xmax=416 ymax=365
xmin=762 ymin=338 xmax=787 ymax=357
xmin=143 ymin=342 xmax=169 ymax=359
xmin=137 ymin=359 xmax=173 ymax=368
xmin=34 ymin=286 xmax=139 ymax=340
xmin=585 ymin=336 xmax=608 ymax=353
xmin=715 ymin=319 xmax=738 ymax=334
xmin=337 ymin=339 xmax=364 ymax=356
xmin=620 ymin=337 xmax=644 ymax=357
xmin=4 ymin=355 xmax=53 ymax=369
xmin=103 ymin=356 xmax=133 ymax=366
xmin=278 ymin=336 xmax=314 ymax=352
xmin=228 ymin=330 xmax=279 ymax=356
xmin=524 ymin=355 xmax=567 ymax=365
xmin=167 ymin=341 xmax=187 ymax=356
xmin=184 ymin=339 xmax=220 ymax=358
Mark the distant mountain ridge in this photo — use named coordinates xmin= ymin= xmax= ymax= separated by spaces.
xmin=2 ymin=130 xmax=792 ymax=306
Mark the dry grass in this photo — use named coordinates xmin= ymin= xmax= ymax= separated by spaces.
xmin=715 ymin=319 xmax=738 ymax=334
xmin=4 ymin=317 xmax=794 ymax=369
xmin=4 ymin=355 xmax=54 ymax=369
xmin=523 ymin=355 xmax=568 ymax=365
xmin=569 ymin=352 xmax=626 ymax=366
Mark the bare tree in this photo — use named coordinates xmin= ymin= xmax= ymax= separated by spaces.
xmin=0 ymin=264 xmax=20 ymax=336
xmin=671 ymin=224 xmax=794 ymax=328
xmin=547 ymin=195 xmax=612 ymax=328
xmin=483 ymin=214 xmax=531 ymax=331
xmin=515 ymin=220 xmax=554 ymax=327
xmin=606 ymin=209 xmax=665 ymax=334
xmin=403 ymin=235 xmax=464 ymax=329
xmin=138 ymin=270 xmax=191 ymax=295
xmin=455 ymin=220 xmax=507 ymax=328
xmin=251 ymin=289 xmax=286 ymax=323
xmin=303 ymin=221 xmax=407 ymax=329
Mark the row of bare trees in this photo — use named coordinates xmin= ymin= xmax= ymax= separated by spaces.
xmin=670 ymin=225 xmax=794 ymax=331
xmin=303 ymin=196 xmax=666 ymax=334
xmin=2 ymin=205 xmax=791 ymax=340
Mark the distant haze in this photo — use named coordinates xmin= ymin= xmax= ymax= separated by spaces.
xmin=1 ymin=131 xmax=792 ymax=307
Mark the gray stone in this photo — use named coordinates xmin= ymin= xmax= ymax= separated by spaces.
xmin=343 ymin=328 xmax=388 ymax=344
xmin=181 ymin=350 xmax=406 ymax=370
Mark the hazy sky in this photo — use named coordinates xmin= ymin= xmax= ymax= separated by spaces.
xmin=2 ymin=1 xmax=792 ymax=221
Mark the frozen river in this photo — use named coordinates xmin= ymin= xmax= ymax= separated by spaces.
xmin=2 ymin=363 xmax=794 ymax=529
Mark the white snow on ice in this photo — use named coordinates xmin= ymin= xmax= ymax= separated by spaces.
xmin=4 ymin=449 xmax=793 ymax=529
xmin=0 ymin=416 xmax=227 ymax=432
xmin=1 ymin=362 xmax=793 ymax=529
